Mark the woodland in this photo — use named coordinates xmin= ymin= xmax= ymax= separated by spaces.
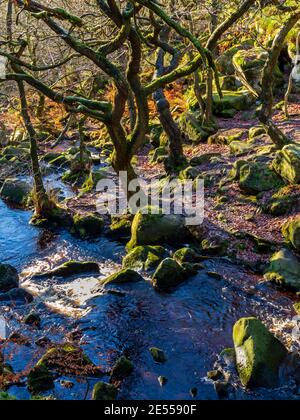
xmin=0 ymin=0 xmax=300 ymax=401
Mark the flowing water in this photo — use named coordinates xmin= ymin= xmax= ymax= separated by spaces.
xmin=0 ymin=195 xmax=299 ymax=400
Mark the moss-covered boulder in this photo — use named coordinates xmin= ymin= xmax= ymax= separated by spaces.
xmin=178 ymin=112 xmax=212 ymax=143
xmin=212 ymin=91 xmax=255 ymax=118
xmin=0 ymin=263 xmax=19 ymax=292
xmin=33 ymin=261 xmax=100 ymax=279
xmin=264 ymin=249 xmax=300 ymax=292
xmin=111 ymin=357 xmax=134 ymax=379
xmin=109 ymin=215 xmax=133 ymax=240
xmin=152 ymin=258 xmax=185 ymax=291
xmin=72 ymin=213 xmax=103 ymax=239
xmin=239 ymin=162 xmax=283 ymax=193
xmin=282 ymin=217 xmax=300 ymax=252
xmin=249 ymin=126 xmax=265 ymax=139
xmin=273 ymin=144 xmax=300 ymax=184
xmin=229 ymin=140 xmax=253 ymax=156
xmin=0 ymin=178 xmax=31 ymax=206
xmin=263 ymin=188 xmax=300 ymax=216
xmin=179 ymin=166 xmax=200 ymax=180
xmin=27 ymin=364 xmax=54 ymax=395
xmin=149 ymin=347 xmax=167 ymax=363
xmin=127 ymin=209 xmax=188 ymax=251
xmin=123 ymin=246 xmax=165 ymax=272
xmin=173 ymin=248 xmax=202 ymax=264
xmin=92 ymin=382 xmax=118 ymax=400
xmin=190 ymin=153 xmax=222 ymax=167
xmin=233 ymin=48 xmax=283 ymax=92
xmin=100 ymin=268 xmax=144 ymax=286
xmin=233 ymin=318 xmax=288 ymax=388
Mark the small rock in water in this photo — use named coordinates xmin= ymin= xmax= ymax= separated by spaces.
xmin=190 ymin=387 xmax=198 ymax=398
xmin=111 ymin=356 xmax=134 ymax=380
xmin=158 ymin=376 xmax=168 ymax=387
xmin=214 ymin=381 xmax=231 ymax=399
xmin=149 ymin=347 xmax=167 ymax=363
xmin=24 ymin=312 xmax=41 ymax=328
xmin=60 ymin=380 xmax=74 ymax=389
xmin=92 ymin=382 xmax=118 ymax=401
xmin=0 ymin=263 xmax=19 ymax=293
xmin=9 ymin=332 xmax=30 ymax=346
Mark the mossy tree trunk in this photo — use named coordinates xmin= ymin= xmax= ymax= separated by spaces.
xmin=259 ymin=11 xmax=300 ymax=148
xmin=17 ymin=80 xmax=55 ymax=218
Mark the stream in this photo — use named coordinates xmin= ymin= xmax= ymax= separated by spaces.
xmin=0 ymin=185 xmax=299 ymax=400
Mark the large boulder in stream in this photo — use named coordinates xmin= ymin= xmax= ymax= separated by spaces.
xmin=264 ymin=248 xmax=300 ymax=292
xmin=127 ymin=209 xmax=189 ymax=251
xmin=0 ymin=178 xmax=31 ymax=206
xmin=0 ymin=263 xmax=19 ymax=293
xmin=282 ymin=217 xmax=300 ymax=252
xmin=273 ymin=144 xmax=300 ymax=184
xmin=233 ymin=318 xmax=288 ymax=388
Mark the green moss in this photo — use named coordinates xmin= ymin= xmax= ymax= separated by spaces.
xmin=123 ymin=246 xmax=165 ymax=271
xmin=152 ymin=258 xmax=185 ymax=291
xmin=233 ymin=318 xmax=287 ymax=388
xmin=273 ymin=144 xmax=300 ymax=184
xmin=282 ymin=217 xmax=300 ymax=252
xmin=149 ymin=347 xmax=167 ymax=363
xmin=127 ymin=209 xmax=187 ymax=251
xmin=293 ymin=302 xmax=300 ymax=315
xmin=92 ymin=382 xmax=118 ymax=401
xmin=100 ymin=269 xmax=144 ymax=286
xmin=109 ymin=215 xmax=133 ymax=239
xmin=111 ymin=357 xmax=134 ymax=379
xmin=239 ymin=162 xmax=283 ymax=194
xmin=173 ymin=248 xmax=202 ymax=264
xmin=72 ymin=213 xmax=103 ymax=239
xmin=0 ymin=178 xmax=31 ymax=207
xmin=265 ymin=249 xmax=300 ymax=291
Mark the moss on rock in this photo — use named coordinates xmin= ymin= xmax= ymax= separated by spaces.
xmin=239 ymin=162 xmax=283 ymax=194
xmin=0 ymin=178 xmax=31 ymax=206
xmin=111 ymin=357 xmax=134 ymax=379
xmin=27 ymin=364 xmax=54 ymax=395
xmin=264 ymin=248 xmax=300 ymax=292
xmin=33 ymin=261 xmax=100 ymax=279
xmin=72 ymin=213 xmax=103 ymax=239
xmin=233 ymin=317 xmax=287 ymax=388
xmin=123 ymin=246 xmax=165 ymax=271
xmin=152 ymin=258 xmax=186 ymax=291
xmin=127 ymin=209 xmax=188 ymax=251
xmin=100 ymin=269 xmax=144 ymax=286
xmin=282 ymin=217 xmax=300 ymax=252
xmin=92 ymin=382 xmax=118 ymax=400
xmin=273 ymin=144 xmax=300 ymax=184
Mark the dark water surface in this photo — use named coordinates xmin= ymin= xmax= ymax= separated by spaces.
xmin=0 ymin=198 xmax=299 ymax=400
